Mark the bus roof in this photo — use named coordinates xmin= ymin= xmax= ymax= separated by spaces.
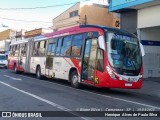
xmin=10 ymin=25 xmax=137 ymax=44
xmin=80 ymin=25 xmax=136 ymax=38
xmin=43 ymin=25 xmax=136 ymax=39
xmin=10 ymin=39 xmax=29 ymax=45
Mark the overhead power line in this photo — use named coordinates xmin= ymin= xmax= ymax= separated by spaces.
xmin=0 ymin=2 xmax=76 ymax=10
xmin=0 ymin=17 xmax=51 ymax=24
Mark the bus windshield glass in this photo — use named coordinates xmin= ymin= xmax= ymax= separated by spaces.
xmin=106 ymin=31 xmax=142 ymax=76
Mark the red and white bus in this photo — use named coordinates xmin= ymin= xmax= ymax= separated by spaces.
xmin=8 ymin=25 xmax=144 ymax=89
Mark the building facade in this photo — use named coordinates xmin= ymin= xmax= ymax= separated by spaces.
xmin=0 ymin=28 xmax=51 ymax=55
xmin=52 ymin=1 xmax=120 ymax=31
xmin=10 ymin=30 xmax=26 ymax=44
xmin=109 ymin=0 xmax=160 ymax=78
xmin=24 ymin=28 xmax=52 ymax=38
xmin=0 ymin=29 xmax=13 ymax=54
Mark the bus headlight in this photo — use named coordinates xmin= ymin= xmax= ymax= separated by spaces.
xmin=139 ymin=74 xmax=143 ymax=81
xmin=140 ymin=74 xmax=143 ymax=79
xmin=106 ymin=66 xmax=117 ymax=80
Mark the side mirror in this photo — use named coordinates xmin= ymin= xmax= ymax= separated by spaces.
xmin=98 ymin=36 xmax=105 ymax=50
xmin=140 ymin=43 xmax=145 ymax=56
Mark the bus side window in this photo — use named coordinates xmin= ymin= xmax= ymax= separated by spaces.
xmin=61 ymin=36 xmax=72 ymax=56
xmin=33 ymin=42 xmax=38 ymax=56
xmin=13 ymin=45 xmax=16 ymax=56
xmin=56 ymin=38 xmax=62 ymax=56
xmin=44 ymin=41 xmax=46 ymax=49
xmin=47 ymin=43 xmax=52 ymax=53
xmin=51 ymin=44 xmax=56 ymax=55
xmin=20 ymin=44 xmax=23 ymax=56
xmin=38 ymin=41 xmax=46 ymax=56
xmin=43 ymin=40 xmax=47 ymax=55
xmin=9 ymin=46 xmax=12 ymax=56
xmin=9 ymin=46 xmax=11 ymax=51
xmin=21 ymin=44 xmax=26 ymax=57
xmin=23 ymin=43 xmax=27 ymax=57
xmin=51 ymin=38 xmax=57 ymax=55
xmin=33 ymin=42 xmax=35 ymax=56
xmin=15 ymin=45 xmax=19 ymax=57
xmin=37 ymin=42 xmax=40 ymax=49
xmin=71 ymin=34 xmax=83 ymax=56
xmin=12 ymin=45 xmax=15 ymax=56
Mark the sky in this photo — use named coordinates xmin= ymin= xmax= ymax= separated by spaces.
xmin=0 ymin=0 xmax=108 ymax=31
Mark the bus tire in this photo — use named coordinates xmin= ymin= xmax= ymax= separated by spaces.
xmin=70 ymin=71 xmax=80 ymax=88
xmin=14 ymin=64 xmax=18 ymax=74
xmin=36 ymin=66 xmax=42 ymax=80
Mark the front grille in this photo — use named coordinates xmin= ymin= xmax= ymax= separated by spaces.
xmin=0 ymin=64 xmax=5 ymax=66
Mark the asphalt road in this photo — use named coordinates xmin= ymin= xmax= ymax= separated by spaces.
xmin=0 ymin=69 xmax=159 ymax=120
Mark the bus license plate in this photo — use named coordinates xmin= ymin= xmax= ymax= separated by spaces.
xmin=125 ymin=83 xmax=132 ymax=87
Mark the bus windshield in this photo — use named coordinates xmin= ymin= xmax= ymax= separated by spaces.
xmin=106 ymin=31 xmax=142 ymax=76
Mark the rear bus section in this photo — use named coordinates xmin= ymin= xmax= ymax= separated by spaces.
xmin=8 ymin=44 xmax=21 ymax=72
xmin=8 ymin=40 xmax=28 ymax=73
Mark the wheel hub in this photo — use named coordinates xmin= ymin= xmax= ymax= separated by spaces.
xmin=72 ymin=75 xmax=78 ymax=84
xmin=37 ymin=70 xmax=40 ymax=77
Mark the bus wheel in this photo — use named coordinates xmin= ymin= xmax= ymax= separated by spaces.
xmin=71 ymin=71 xmax=80 ymax=88
xmin=36 ymin=66 xmax=42 ymax=80
xmin=14 ymin=64 xmax=18 ymax=74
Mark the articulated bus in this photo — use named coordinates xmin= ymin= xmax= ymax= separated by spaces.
xmin=8 ymin=25 xmax=144 ymax=89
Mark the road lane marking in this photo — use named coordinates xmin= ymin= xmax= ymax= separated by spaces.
xmin=15 ymin=74 xmax=160 ymax=110
xmin=4 ymin=75 xmax=22 ymax=81
xmin=0 ymin=81 xmax=93 ymax=120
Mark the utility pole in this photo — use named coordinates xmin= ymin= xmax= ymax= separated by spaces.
xmin=84 ymin=15 xmax=87 ymax=25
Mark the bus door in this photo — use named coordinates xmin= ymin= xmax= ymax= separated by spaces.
xmin=45 ymin=39 xmax=56 ymax=78
xmin=82 ymin=38 xmax=98 ymax=81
